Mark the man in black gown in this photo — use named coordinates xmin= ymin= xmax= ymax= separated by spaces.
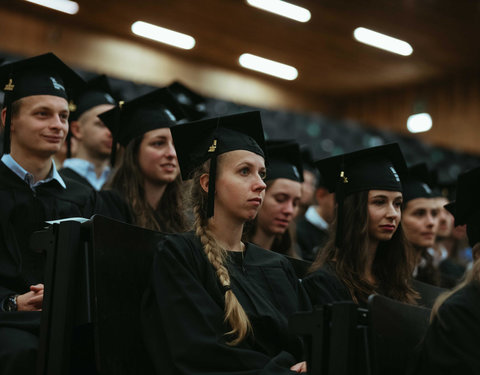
xmin=0 ymin=53 xmax=98 ymax=374
xmin=60 ymin=74 xmax=117 ymax=190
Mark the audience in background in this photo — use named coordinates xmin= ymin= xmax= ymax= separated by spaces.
xmin=296 ymin=172 xmax=335 ymax=262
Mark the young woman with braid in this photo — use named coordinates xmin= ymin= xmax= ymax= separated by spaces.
xmin=141 ymin=112 xmax=310 ymax=375
xmin=411 ymin=166 xmax=480 ymax=375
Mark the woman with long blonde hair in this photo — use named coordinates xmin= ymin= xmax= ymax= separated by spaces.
xmin=141 ymin=112 xmax=310 ymax=374
xmin=411 ymin=166 xmax=480 ymax=374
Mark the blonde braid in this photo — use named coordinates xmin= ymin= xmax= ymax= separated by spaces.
xmin=191 ymin=163 xmax=252 ymax=346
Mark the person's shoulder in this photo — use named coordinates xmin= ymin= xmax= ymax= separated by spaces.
xmin=159 ymin=231 xmax=203 ymax=256
xmin=58 ymin=175 xmax=95 ymax=202
xmin=441 ymin=281 xmax=480 ymax=315
xmin=245 ymin=242 xmax=291 ymax=266
xmin=304 ymin=262 xmax=337 ymax=281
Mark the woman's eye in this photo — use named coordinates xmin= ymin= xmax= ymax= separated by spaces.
xmin=259 ymin=171 xmax=266 ymax=180
xmin=373 ymin=200 xmax=384 ymax=205
xmin=394 ymin=201 xmax=403 ymax=207
xmin=152 ymin=141 xmax=165 ymax=147
xmin=240 ymin=167 xmax=249 ymax=175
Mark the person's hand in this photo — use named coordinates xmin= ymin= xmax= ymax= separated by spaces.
xmin=16 ymin=284 xmax=44 ymax=311
xmin=290 ymin=361 xmax=307 ymax=373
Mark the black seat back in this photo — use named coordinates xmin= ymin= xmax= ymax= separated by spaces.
xmin=90 ymin=215 xmax=161 ymax=375
xmin=368 ymin=294 xmax=431 ymax=375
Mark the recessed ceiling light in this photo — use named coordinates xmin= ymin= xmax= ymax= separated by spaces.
xmin=131 ymin=21 xmax=196 ymax=50
xmin=239 ymin=53 xmax=298 ymax=80
xmin=24 ymin=0 xmax=79 ymax=15
xmin=354 ymin=27 xmax=413 ymax=56
xmin=246 ymin=0 xmax=311 ymax=23
xmin=407 ymin=113 xmax=432 ymax=133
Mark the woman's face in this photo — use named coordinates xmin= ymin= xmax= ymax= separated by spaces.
xmin=402 ymin=198 xmax=439 ymax=248
xmin=214 ymin=150 xmax=267 ymax=222
xmin=256 ymin=178 xmax=302 ymax=236
xmin=138 ymin=128 xmax=179 ymax=185
xmin=367 ymin=190 xmax=403 ymax=242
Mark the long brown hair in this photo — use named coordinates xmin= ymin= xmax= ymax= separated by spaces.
xmin=190 ymin=157 xmax=251 ymax=346
xmin=309 ymin=190 xmax=418 ymax=304
xmin=105 ymin=135 xmax=188 ymax=233
xmin=431 ymin=243 xmax=480 ymax=321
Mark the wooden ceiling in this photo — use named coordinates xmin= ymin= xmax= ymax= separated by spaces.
xmin=4 ymin=0 xmax=480 ymax=97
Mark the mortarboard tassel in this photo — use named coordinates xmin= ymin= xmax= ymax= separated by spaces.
xmin=206 ymin=138 xmax=218 ymax=218
xmin=2 ymin=77 xmax=14 ymax=155
xmin=110 ymin=102 xmax=123 ymax=166
xmin=335 ymin=159 xmax=349 ymax=248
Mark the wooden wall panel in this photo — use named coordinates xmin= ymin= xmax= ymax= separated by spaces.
xmin=0 ymin=7 xmax=330 ymax=113
xmin=334 ymin=73 xmax=480 ymax=155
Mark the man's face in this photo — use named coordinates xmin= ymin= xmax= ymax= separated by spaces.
xmin=74 ymin=104 xmax=114 ymax=160
xmin=6 ymin=95 xmax=69 ymax=158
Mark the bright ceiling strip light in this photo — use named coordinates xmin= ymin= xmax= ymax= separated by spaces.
xmin=131 ymin=21 xmax=196 ymax=50
xmin=407 ymin=113 xmax=432 ymax=133
xmin=25 ymin=0 xmax=79 ymax=15
xmin=239 ymin=53 xmax=298 ymax=80
xmin=354 ymin=27 xmax=413 ymax=56
xmin=247 ymin=0 xmax=311 ymax=23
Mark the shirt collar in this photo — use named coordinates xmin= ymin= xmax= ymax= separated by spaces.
xmin=63 ymin=158 xmax=111 ymax=190
xmin=1 ymin=154 xmax=66 ymax=190
xmin=305 ymin=205 xmax=329 ymax=231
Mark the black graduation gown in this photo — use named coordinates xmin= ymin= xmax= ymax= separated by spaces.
xmin=59 ymin=166 xmax=95 ymax=190
xmin=141 ymin=231 xmax=311 ymax=375
xmin=295 ymin=216 xmax=329 ymax=262
xmin=96 ymin=189 xmax=133 ymax=224
xmin=0 ymin=161 xmax=98 ymax=305
xmin=302 ymin=263 xmax=354 ymax=307
xmin=410 ymin=281 xmax=480 ymax=375
xmin=0 ymin=161 xmax=98 ymax=374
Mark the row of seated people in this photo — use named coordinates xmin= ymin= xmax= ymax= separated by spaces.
xmin=0 ymin=52 xmax=479 ymax=374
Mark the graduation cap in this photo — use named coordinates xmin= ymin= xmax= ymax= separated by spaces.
xmin=265 ymin=140 xmax=303 ymax=182
xmin=99 ymin=88 xmax=187 ymax=165
xmin=0 ymin=52 xmax=85 ymax=154
xmin=68 ymin=74 xmax=117 ymax=122
xmin=167 ymin=81 xmax=207 ymax=121
xmin=402 ymin=163 xmax=434 ymax=204
xmin=315 ymin=143 xmax=407 ymax=247
xmin=445 ymin=166 xmax=480 ymax=247
xmin=171 ymin=111 xmax=266 ymax=218
xmin=300 ymin=145 xmax=317 ymax=174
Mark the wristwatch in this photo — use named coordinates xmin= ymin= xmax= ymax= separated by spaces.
xmin=3 ymin=294 xmax=19 ymax=312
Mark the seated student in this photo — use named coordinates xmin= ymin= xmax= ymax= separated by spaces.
xmin=401 ymin=164 xmax=441 ymax=286
xmin=141 ymin=112 xmax=310 ymax=374
xmin=246 ymin=140 xmax=303 ymax=257
xmin=60 ymin=75 xmax=117 ymax=190
xmin=0 ymin=53 xmax=97 ymax=375
xmin=100 ymin=88 xmax=189 ymax=232
xmin=302 ymin=144 xmax=418 ymax=307
xmin=296 ymin=172 xmax=335 ymax=262
xmin=411 ymin=166 xmax=480 ymax=374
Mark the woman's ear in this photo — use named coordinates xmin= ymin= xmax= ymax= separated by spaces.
xmin=199 ymin=173 xmax=209 ymax=193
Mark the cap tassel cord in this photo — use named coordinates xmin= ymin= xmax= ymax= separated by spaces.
xmin=206 ymin=139 xmax=218 ymax=218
